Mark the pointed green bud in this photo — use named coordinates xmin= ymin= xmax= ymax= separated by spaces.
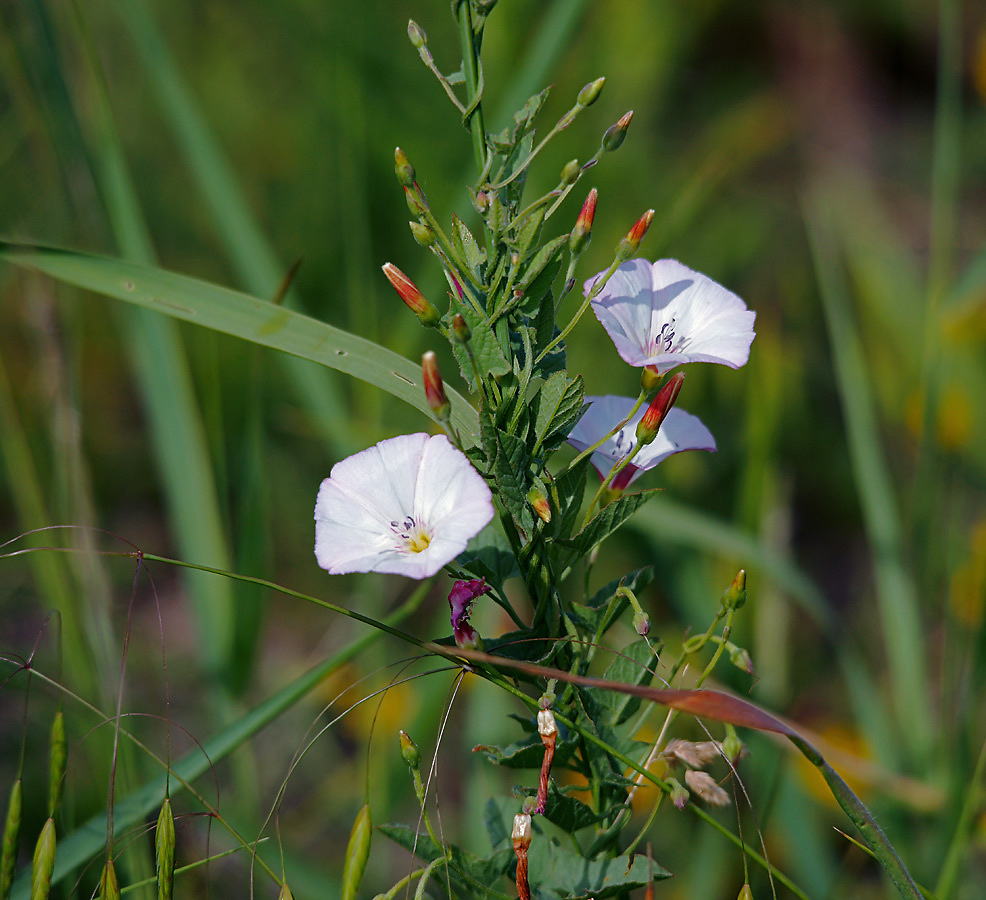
xmin=394 ymin=147 xmax=416 ymax=188
xmin=667 ymin=777 xmax=689 ymax=810
xmin=407 ymin=20 xmax=427 ymax=50
xmin=721 ymin=725 xmax=745 ymax=767
xmin=577 ymin=77 xmax=605 ymax=107
xmin=1 ymin=779 xmax=22 ymax=900
xmin=560 ymin=159 xmax=580 ymax=186
xmin=737 ymin=885 xmax=754 ymax=900
xmin=155 ymin=798 xmax=176 ymax=900
xmin=98 ymin=860 xmax=120 ymax=900
xmin=722 ymin=569 xmax=747 ymax=610
xmin=409 ymin=221 xmax=436 ymax=247
xmin=404 ymin=186 xmax=427 ymax=218
xmin=601 ymin=110 xmax=633 ymax=152
xmin=278 ymin=885 xmax=295 ymax=900
xmin=451 ymin=314 xmax=471 ymax=343
xmin=47 ymin=711 xmax=66 ymax=819
xmin=31 ymin=818 xmax=55 ymax=900
xmin=399 ymin=730 xmax=421 ymax=770
xmin=727 ymin=642 xmax=754 ymax=676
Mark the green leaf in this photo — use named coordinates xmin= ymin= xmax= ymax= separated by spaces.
xmin=452 ymin=214 xmax=487 ymax=275
xmin=515 ymin=782 xmax=601 ymax=834
xmin=527 ymin=839 xmax=670 ymax=899
xmin=561 ymin=490 xmax=660 ymax=557
xmin=514 ymin=206 xmax=545 ymax=263
xmin=492 ymin=428 xmax=534 ymax=534
xmin=473 ymin=731 xmax=578 ymax=770
xmin=517 ymin=233 xmax=568 ymax=315
xmin=551 ymin=456 xmax=589 ymax=543
xmin=451 ymin=304 xmax=510 ymax=392
xmin=532 ymin=373 xmax=584 ymax=455
xmin=0 ymin=243 xmax=481 ymax=446
xmin=597 ymin=639 xmax=659 ymax=726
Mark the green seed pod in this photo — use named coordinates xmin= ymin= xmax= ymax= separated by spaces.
xmin=30 ymin=818 xmax=55 ymax=900
xmin=409 ymin=221 xmax=436 ymax=247
xmin=340 ymin=804 xmax=372 ymax=900
xmin=47 ymin=711 xmax=65 ymax=819
xmin=155 ymin=798 xmax=176 ymax=900
xmin=1 ymin=779 xmax=22 ymax=900
xmin=99 ymin=859 xmax=120 ymax=900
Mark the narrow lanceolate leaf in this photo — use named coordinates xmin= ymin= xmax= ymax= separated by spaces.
xmin=1 ymin=780 xmax=22 ymax=900
xmin=155 ymin=799 xmax=175 ymax=900
xmin=561 ymin=489 xmax=660 ymax=557
xmin=0 ymin=243 xmax=481 ymax=446
xmin=47 ymin=712 xmax=66 ymax=820
xmin=30 ymin=819 xmax=55 ymax=900
xmin=98 ymin=860 xmax=120 ymax=900
xmin=340 ymin=804 xmax=371 ymax=900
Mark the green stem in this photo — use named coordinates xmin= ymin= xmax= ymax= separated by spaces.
xmin=536 ymin=258 xmax=620 ymax=362
xmin=457 ymin=2 xmax=487 ymax=176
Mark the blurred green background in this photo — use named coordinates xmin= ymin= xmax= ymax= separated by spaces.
xmin=1 ymin=0 xmax=986 ymax=897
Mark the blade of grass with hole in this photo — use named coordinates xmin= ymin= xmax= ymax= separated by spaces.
xmin=0 ymin=243 xmax=481 ymax=445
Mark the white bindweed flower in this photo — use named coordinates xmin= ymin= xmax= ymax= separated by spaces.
xmin=314 ymin=433 xmax=494 ymax=578
xmin=587 ymin=258 xmax=755 ymax=374
xmin=566 ymin=395 xmax=716 ymax=490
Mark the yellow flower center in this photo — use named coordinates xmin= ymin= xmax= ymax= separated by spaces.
xmin=406 ymin=531 xmax=431 ymax=554
xmin=390 ymin=515 xmax=432 ymax=554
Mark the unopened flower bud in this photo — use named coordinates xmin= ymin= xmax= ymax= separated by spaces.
xmin=635 ymin=372 xmax=684 ymax=446
xmin=382 ymin=263 xmax=440 ymax=327
xmin=473 ymin=190 xmax=490 ymax=213
xmin=409 ymin=221 xmax=436 ymax=247
xmin=632 ymin=610 xmax=650 ymax=636
xmin=721 ymin=726 xmax=745 ymax=767
xmin=394 ymin=147 xmax=416 ymax=188
xmin=668 ymin=777 xmax=689 ymax=810
xmin=512 ymin=813 xmax=532 ymax=848
xmin=560 ymin=159 xmax=580 ymax=186
xmin=569 ymin=188 xmax=597 ymax=256
xmin=737 ymin=885 xmax=754 ymax=900
xmin=577 ymin=76 xmax=605 ymax=107
xmin=640 ymin=365 xmax=662 ymax=395
xmin=404 ymin=186 xmax=427 ymax=218
xmin=399 ymin=730 xmax=421 ymax=769
xmin=722 ymin=569 xmax=747 ymax=610
xmin=727 ymin=642 xmax=754 ymax=676
xmin=407 ymin=19 xmax=427 ymax=49
xmin=422 ymin=351 xmax=451 ymax=422
xmin=527 ymin=483 xmax=551 ymax=524
xmin=616 ymin=207 xmax=654 ymax=261
xmin=452 ymin=313 xmax=471 ymax=343
xmin=601 ymin=110 xmax=633 ymax=152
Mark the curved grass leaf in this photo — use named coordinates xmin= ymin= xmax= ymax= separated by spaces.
xmin=0 ymin=243 xmax=481 ymax=446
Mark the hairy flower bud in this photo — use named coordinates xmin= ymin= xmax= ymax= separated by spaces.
xmin=382 ymin=263 xmax=440 ymax=327
xmin=616 ymin=208 xmax=654 ymax=261
xmin=601 ymin=110 xmax=633 ymax=152
xmin=577 ymin=76 xmax=605 ymax=107
xmin=635 ymin=372 xmax=684 ymax=446
xmin=394 ymin=147 xmax=416 ymax=188
xmin=422 ymin=351 xmax=451 ymax=422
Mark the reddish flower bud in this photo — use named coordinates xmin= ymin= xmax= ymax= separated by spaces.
xmin=527 ymin=483 xmax=551 ymax=524
xmin=616 ymin=208 xmax=655 ymax=261
xmin=382 ymin=263 xmax=440 ymax=327
xmin=569 ymin=188 xmax=597 ymax=256
xmin=635 ymin=372 xmax=684 ymax=446
xmin=602 ymin=110 xmax=633 ymax=152
xmin=404 ymin=185 xmax=427 ymax=218
xmin=394 ymin=147 xmax=416 ymax=188
xmin=422 ymin=351 xmax=451 ymax=422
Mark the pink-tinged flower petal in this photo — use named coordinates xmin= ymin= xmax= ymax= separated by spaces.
xmin=449 ymin=578 xmax=490 ymax=648
xmin=586 ymin=259 xmax=755 ymax=374
xmin=566 ymin=395 xmax=716 ymax=488
xmin=314 ymin=433 xmax=494 ymax=579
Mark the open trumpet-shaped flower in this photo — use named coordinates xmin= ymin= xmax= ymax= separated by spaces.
xmin=314 ymin=433 xmax=494 ymax=578
xmin=566 ymin=395 xmax=716 ymax=490
xmin=587 ymin=259 xmax=755 ymax=375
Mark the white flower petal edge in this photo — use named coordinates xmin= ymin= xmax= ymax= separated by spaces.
xmin=314 ymin=433 xmax=494 ymax=579
xmin=587 ymin=258 xmax=756 ymax=374
xmin=567 ymin=395 xmax=716 ymax=489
